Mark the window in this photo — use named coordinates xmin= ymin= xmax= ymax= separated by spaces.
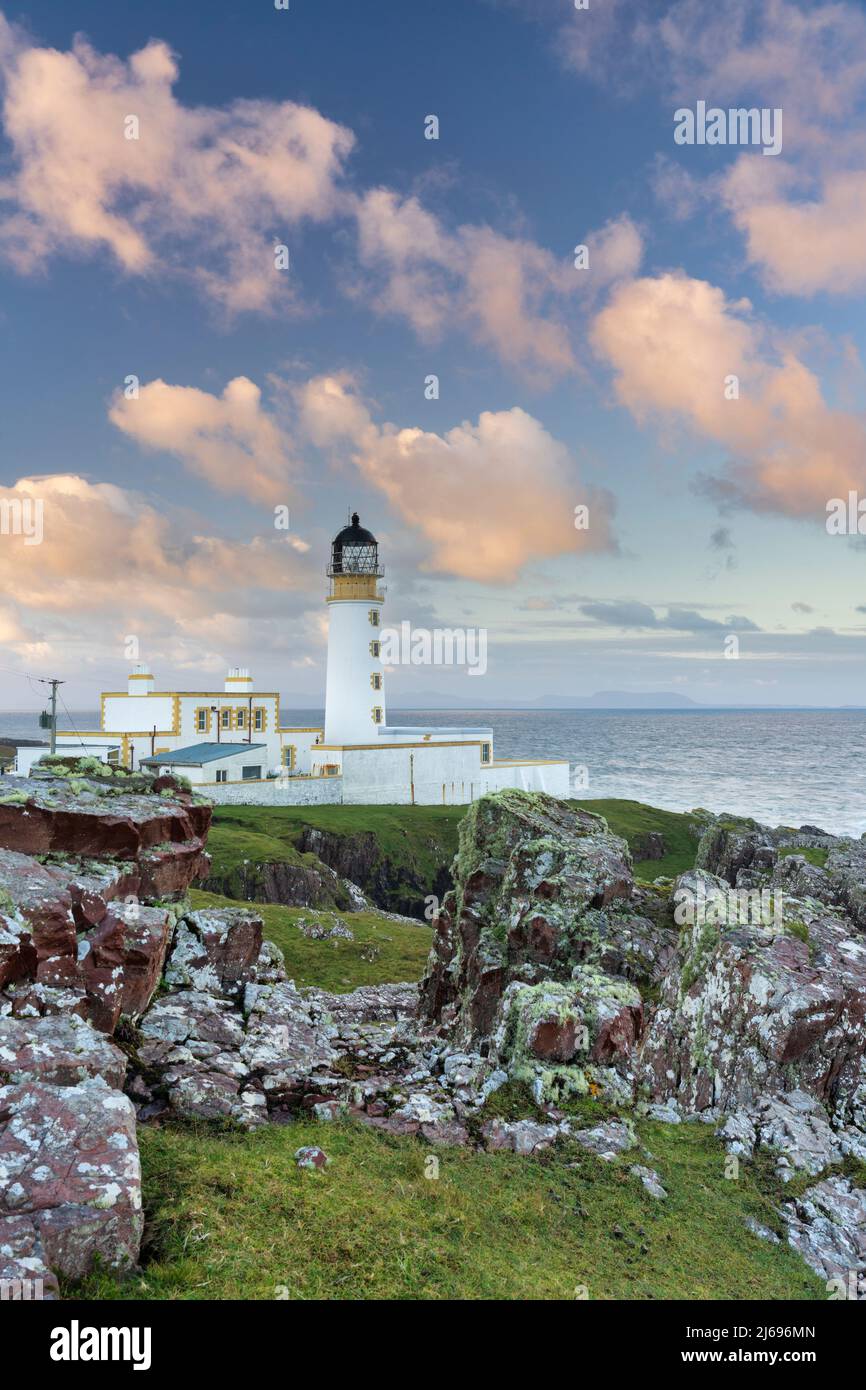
xmin=368 ymin=608 xmax=379 ymax=627
xmin=195 ymin=707 xmax=209 ymax=734
xmin=369 ymin=639 xmax=380 ymax=658
xmin=236 ymin=707 xmax=246 ymax=729
xmin=282 ymin=745 xmax=296 ymax=770
xmin=370 ymin=672 xmax=382 ymax=691
xmin=371 ymin=705 xmax=383 ymax=724
xmin=253 ymin=707 xmax=265 ymax=732
xmin=221 ymin=709 xmax=231 ymax=730
xmin=215 ymin=769 xmax=228 ymax=783
xmin=242 ymin=765 xmax=262 ymax=780
xmin=481 ymin=742 xmax=491 ymax=764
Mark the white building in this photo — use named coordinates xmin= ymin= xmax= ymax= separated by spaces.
xmin=29 ymin=513 xmax=570 ymax=805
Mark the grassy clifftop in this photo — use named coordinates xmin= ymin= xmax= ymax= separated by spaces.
xmin=204 ymin=798 xmax=702 ymax=918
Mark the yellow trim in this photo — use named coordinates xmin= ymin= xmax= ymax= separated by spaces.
xmin=127 ymin=673 xmax=154 ymax=681
xmin=194 ymin=706 xmax=212 ymax=735
xmin=225 ymin=676 xmax=253 ymax=683
xmin=100 ymin=690 xmax=281 ymax=699
xmin=278 ymin=727 xmax=323 ymax=734
xmin=368 ymin=609 xmax=380 ymax=626
xmin=328 ymin=574 xmax=382 ymax=601
xmin=252 ymin=705 xmax=268 ymax=733
xmin=369 ymin=640 xmax=380 ymax=658
xmin=282 ymin=745 xmax=296 ymax=770
xmin=370 ymin=672 xmax=382 ymax=691
xmin=371 ymin=706 xmax=383 ymax=724
xmin=491 ymin=759 xmax=570 ymax=767
xmin=314 ymin=739 xmax=488 ymax=752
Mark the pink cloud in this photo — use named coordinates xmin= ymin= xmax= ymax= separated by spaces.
xmin=591 ymin=271 xmax=866 ymax=516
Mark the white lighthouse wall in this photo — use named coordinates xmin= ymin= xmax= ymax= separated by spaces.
xmin=339 ymin=742 xmax=570 ymax=804
xmin=324 ymin=598 xmax=385 ymax=744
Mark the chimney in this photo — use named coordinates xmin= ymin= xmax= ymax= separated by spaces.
xmin=225 ymin=666 xmax=253 ymax=693
xmin=128 ymin=663 xmax=154 ymax=695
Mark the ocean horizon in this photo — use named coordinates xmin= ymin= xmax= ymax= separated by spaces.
xmin=3 ymin=706 xmax=864 ymax=838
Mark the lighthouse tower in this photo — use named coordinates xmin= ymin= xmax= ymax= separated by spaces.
xmin=324 ymin=513 xmax=386 ymax=744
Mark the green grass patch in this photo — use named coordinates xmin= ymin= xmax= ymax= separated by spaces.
xmin=571 ymin=798 xmax=702 ymax=879
xmin=68 ymin=1114 xmax=824 ymax=1302
xmin=189 ymin=888 xmax=431 ymax=992
xmin=777 ymin=846 xmax=829 ymax=869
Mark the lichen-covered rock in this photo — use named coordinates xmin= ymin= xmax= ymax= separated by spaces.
xmin=419 ymin=790 xmax=633 ymax=1041
xmin=242 ymin=981 xmax=336 ymax=1105
xmin=695 ymin=819 xmax=776 ymax=885
xmin=826 ymin=842 xmax=866 ymax=931
xmin=0 ymin=774 xmax=211 ymax=862
xmin=0 ymin=1014 xmax=126 ymax=1089
xmin=782 ymin=1177 xmax=866 ymax=1291
xmin=715 ymin=1091 xmax=866 ymax=1180
xmin=480 ymin=1118 xmax=561 ymax=1154
xmin=640 ymin=900 xmax=866 ymax=1117
xmin=165 ymin=908 xmax=264 ymax=995
xmin=0 ymin=1076 xmax=142 ymax=1278
xmin=570 ymin=1117 xmax=636 ymax=1160
xmin=0 ymin=1214 xmax=60 ymax=1299
xmin=630 ymin=1164 xmax=667 ymax=1198
xmin=488 ymin=970 xmax=643 ymax=1104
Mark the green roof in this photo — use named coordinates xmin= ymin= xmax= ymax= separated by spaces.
xmin=141 ymin=742 xmax=267 ymax=767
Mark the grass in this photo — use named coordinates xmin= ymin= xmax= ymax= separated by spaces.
xmin=207 ymin=804 xmax=464 ymax=914
xmin=571 ymin=798 xmax=702 ymax=879
xmin=777 ymin=846 xmax=829 ymax=869
xmin=68 ymin=801 xmax=834 ymax=1302
xmin=68 ymin=1111 xmax=824 ymax=1302
xmin=189 ymin=888 xmax=432 ymax=992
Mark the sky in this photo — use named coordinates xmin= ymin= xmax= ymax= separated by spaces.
xmin=0 ymin=0 xmax=865 ymax=709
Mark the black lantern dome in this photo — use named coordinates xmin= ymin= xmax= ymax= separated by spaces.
xmin=328 ymin=512 xmax=382 ymax=577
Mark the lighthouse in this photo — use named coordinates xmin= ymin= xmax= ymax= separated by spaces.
xmin=324 ymin=513 xmax=386 ymax=744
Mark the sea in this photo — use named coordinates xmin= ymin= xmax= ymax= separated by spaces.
xmin=2 ymin=707 xmax=864 ymax=838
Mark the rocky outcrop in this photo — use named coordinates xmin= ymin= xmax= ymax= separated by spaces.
xmin=639 ymin=877 xmax=866 ymax=1118
xmin=420 ymin=790 xmax=634 ymax=1042
xmin=0 ymin=1075 xmax=142 ymax=1282
xmin=0 ymin=1014 xmax=126 ymax=1089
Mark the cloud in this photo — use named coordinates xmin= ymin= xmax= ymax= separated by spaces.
xmin=354 ymin=189 xmax=641 ymax=381
xmin=0 ymin=20 xmax=354 ymax=310
xmin=109 ymin=377 xmax=298 ymax=504
xmin=296 ymin=374 xmax=616 ymax=581
xmin=0 ymin=14 xmax=642 ymax=375
xmin=0 ymin=474 xmax=313 ymax=612
xmin=591 ymin=271 xmax=866 ymax=518
xmin=792 ymin=601 xmax=814 ymax=613
xmin=544 ymin=0 xmax=866 ymax=298
xmin=710 ymin=526 xmax=735 ymax=550
xmin=579 ymin=599 xmax=760 ymax=632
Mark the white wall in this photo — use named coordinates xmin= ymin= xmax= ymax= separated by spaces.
xmin=205 ymin=777 xmax=343 ymax=805
xmin=324 ymin=597 xmax=385 ymax=744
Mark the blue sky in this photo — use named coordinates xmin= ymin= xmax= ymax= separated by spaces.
xmin=1 ymin=0 xmax=865 ymax=708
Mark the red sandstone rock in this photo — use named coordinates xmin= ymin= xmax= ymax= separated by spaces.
xmin=0 ymin=1077 xmax=142 ymax=1279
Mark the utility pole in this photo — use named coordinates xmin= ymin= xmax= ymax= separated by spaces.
xmin=37 ymin=677 xmax=64 ymax=754
xmin=49 ymin=679 xmax=59 ymax=754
